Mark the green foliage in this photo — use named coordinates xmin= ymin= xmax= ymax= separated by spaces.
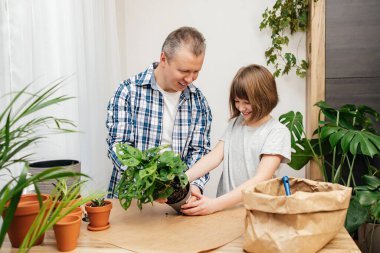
xmin=260 ymin=0 xmax=309 ymax=78
xmin=18 ymin=181 xmax=101 ymax=252
xmin=90 ymin=197 xmax=106 ymax=207
xmin=115 ymin=144 xmax=189 ymax=210
xmin=0 ymin=79 xmax=87 ymax=248
xmin=356 ymin=175 xmax=380 ymax=223
xmin=279 ymin=101 xmax=380 ymax=233
xmin=345 ymin=196 xmax=369 ymax=234
xmin=279 ymin=101 xmax=380 ymax=186
xmin=51 ymin=178 xmax=87 ymax=201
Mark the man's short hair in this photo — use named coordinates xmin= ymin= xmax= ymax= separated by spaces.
xmin=162 ymin=27 xmax=206 ymax=61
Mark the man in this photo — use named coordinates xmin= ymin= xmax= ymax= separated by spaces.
xmin=106 ymin=26 xmax=212 ymax=199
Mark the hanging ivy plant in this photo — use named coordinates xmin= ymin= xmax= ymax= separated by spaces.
xmin=260 ymin=0 xmax=310 ymax=78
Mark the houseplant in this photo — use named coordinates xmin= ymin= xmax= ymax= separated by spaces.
xmin=355 ymin=175 xmax=380 ymax=253
xmin=260 ymin=0 xmax=309 ymax=78
xmin=279 ymin=101 xmax=380 ymax=233
xmin=115 ymin=144 xmax=189 ymax=211
xmin=85 ymin=197 xmax=112 ymax=231
xmin=0 ymin=79 xmax=87 ymax=248
xmin=18 ymin=179 xmax=98 ymax=252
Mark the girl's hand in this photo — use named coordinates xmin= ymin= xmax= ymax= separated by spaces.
xmin=186 ymin=185 xmax=201 ymax=204
xmin=180 ymin=191 xmax=220 ymax=215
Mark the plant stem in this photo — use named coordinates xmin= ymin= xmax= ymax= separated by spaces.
xmin=333 ymin=154 xmax=346 ymax=183
xmin=331 ymin=111 xmax=340 ymax=182
xmin=346 ymin=154 xmax=357 ymax=188
xmin=316 ymin=110 xmax=327 ymax=181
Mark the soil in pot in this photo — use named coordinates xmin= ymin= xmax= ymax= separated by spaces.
xmin=3 ymin=194 xmax=50 ymax=248
xmin=166 ymin=178 xmax=191 ymax=212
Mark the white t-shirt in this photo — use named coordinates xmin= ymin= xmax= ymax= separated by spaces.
xmin=156 ymin=83 xmax=181 ymax=150
xmin=216 ymin=116 xmax=291 ymax=197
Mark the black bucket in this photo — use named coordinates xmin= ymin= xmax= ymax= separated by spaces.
xmin=29 ymin=160 xmax=81 ymax=194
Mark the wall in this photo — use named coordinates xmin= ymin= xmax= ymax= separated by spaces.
xmin=326 ymin=0 xmax=380 ymax=122
xmin=118 ymin=0 xmax=306 ymax=197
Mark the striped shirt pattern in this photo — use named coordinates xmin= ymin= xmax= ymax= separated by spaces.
xmin=106 ymin=63 xmax=212 ymax=198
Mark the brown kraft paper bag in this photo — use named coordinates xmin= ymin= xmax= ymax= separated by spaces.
xmin=242 ymin=177 xmax=352 ymax=253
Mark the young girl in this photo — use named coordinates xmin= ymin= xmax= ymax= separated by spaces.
xmin=181 ymin=64 xmax=291 ymax=215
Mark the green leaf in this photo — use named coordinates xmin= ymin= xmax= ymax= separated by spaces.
xmin=288 ymin=138 xmax=314 ymax=170
xmin=357 ymin=190 xmax=379 ymax=206
xmin=362 ymin=175 xmax=380 ymax=190
xmin=279 ymin=111 xmax=303 ymax=147
xmin=345 ymin=196 xmax=368 ymax=233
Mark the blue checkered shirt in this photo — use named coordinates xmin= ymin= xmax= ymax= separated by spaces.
xmin=106 ymin=63 xmax=212 ymax=198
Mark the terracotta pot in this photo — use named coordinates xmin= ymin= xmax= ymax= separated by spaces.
xmin=55 ymin=196 xmax=83 ymax=217
xmin=53 ymin=215 xmax=81 ymax=251
xmin=60 ymin=206 xmax=83 ymax=218
xmin=2 ymin=194 xmax=50 ymax=248
xmin=85 ymin=200 xmax=112 ymax=231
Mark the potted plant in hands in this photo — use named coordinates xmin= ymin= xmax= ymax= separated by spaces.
xmin=356 ymin=175 xmax=380 ymax=253
xmin=84 ymin=197 xmax=112 ymax=231
xmin=0 ymin=80 xmax=87 ymax=248
xmin=115 ymin=144 xmax=190 ymax=212
xmin=279 ymin=101 xmax=380 ymax=233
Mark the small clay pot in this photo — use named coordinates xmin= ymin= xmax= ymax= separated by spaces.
xmin=84 ymin=200 xmax=112 ymax=231
xmin=2 ymin=194 xmax=50 ymax=248
xmin=60 ymin=206 xmax=83 ymax=218
xmin=53 ymin=215 xmax=82 ymax=251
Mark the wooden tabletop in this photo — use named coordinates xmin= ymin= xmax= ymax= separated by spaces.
xmin=3 ymin=199 xmax=361 ymax=253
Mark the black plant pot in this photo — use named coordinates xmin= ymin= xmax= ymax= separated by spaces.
xmin=29 ymin=160 xmax=81 ymax=194
xmin=166 ymin=181 xmax=191 ymax=213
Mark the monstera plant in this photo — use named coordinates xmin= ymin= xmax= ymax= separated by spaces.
xmin=115 ymin=144 xmax=189 ymax=211
xmin=279 ymin=101 xmax=380 ymax=186
xmin=279 ymin=101 xmax=380 ymax=233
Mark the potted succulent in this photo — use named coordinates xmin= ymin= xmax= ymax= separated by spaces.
xmin=279 ymin=101 xmax=380 ymax=233
xmin=115 ymin=144 xmax=190 ymax=212
xmin=356 ymin=175 xmax=380 ymax=253
xmin=0 ymin=80 xmax=87 ymax=249
xmin=84 ymin=197 xmax=112 ymax=231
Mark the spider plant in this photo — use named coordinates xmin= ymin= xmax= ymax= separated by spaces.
xmin=0 ymin=78 xmax=88 ymax=247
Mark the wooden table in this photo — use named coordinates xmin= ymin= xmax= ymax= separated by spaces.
xmin=3 ymin=200 xmax=361 ymax=253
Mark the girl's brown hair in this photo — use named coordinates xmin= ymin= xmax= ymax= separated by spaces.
xmin=229 ymin=64 xmax=278 ymax=122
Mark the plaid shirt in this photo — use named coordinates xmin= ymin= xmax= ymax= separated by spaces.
xmin=106 ymin=63 xmax=212 ymax=198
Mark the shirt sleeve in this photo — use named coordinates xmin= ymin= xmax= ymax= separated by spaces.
xmin=106 ymin=81 xmax=134 ymax=173
xmin=185 ymin=93 xmax=213 ymax=193
xmin=261 ymin=127 xmax=291 ymax=163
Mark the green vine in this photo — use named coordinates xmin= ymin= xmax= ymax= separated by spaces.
xmin=260 ymin=0 xmax=309 ymax=78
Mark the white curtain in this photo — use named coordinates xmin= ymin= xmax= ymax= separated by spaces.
xmin=0 ymin=0 xmax=122 ymax=193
